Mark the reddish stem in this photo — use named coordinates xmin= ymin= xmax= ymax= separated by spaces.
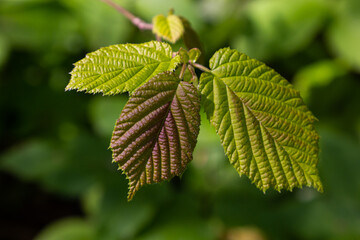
xmin=101 ymin=0 xmax=153 ymax=30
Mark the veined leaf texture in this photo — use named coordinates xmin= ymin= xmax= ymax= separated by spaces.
xmin=66 ymin=38 xmax=323 ymax=199
xmin=200 ymin=48 xmax=322 ymax=192
xmin=110 ymin=72 xmax=201 ymax=200
xmin=66 ymin=41 xmax=181 ymax=95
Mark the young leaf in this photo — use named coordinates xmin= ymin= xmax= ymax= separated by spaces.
xmin=200 ymin=48 xmax=322 ymax=192
xmin=178 ymin=48 xmax=190 ymax=64
xmin=111 ymin=72 xmax=201 ymax=200
xmin=188 ymin=48 xmax=201 ymax=63
xmin=66 ymin=41 xmax=181 ymax=95
xmin=152 ymin=13 xmax=184 ymax=43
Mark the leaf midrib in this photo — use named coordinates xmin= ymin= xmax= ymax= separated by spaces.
xmin=72 ymin=62 xmax=163 ymax=93
xmin=214 ymin=75 xmax=314 ymax=123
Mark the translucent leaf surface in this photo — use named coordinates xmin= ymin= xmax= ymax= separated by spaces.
xmin=111 ymin=72 xmax=201 ymax=200
xmin=66 ymin=41 xmax=181 ymax=95
xmin=152 ymin=14 xmax=184 ymax=43
xmin=200 ymin=47 xmax=322 ymax=192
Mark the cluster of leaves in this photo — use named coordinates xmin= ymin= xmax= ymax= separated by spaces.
xmin=66 ymin=10 xmax=322 ymax=200
xmin=3 ymin=0 xmax=360 ymax=239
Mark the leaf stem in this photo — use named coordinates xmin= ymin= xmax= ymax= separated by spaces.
xmin=101 ymin=0 xmax=153 ymax=30
xmin=156 ymin=35 xmax=162 ymax=42
xmin=188 ymin=65 xmax=198 ymax=87
xmin=191 ymin=62 xmax=211 ymax=73
xmin=179 ymin=64 xmax=187 ymax=80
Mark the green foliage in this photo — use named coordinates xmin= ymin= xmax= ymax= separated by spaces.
xmin=61 ymin=0 xmax=132 ymax=49
xmin=4 ymin=1 xmax=360 ymax=239
xmin=66 ymin=41 xmax=181 ymax=95
xmin=326 ymin=0 xmax=360 ymax=72
xmin=200 ymin=48 xmax=322 ymax=192
xmin=233 ymin=0 xmax=328 ymax=60
xmin=65 ymin=4 xmax=323 ymax=200
xmin=293 ymin=60 xmax=348 ymax=102
xmin=110 ymin=72 xmax=201 ymax=200
xmin=188 ymin=48 xmax=201 ymax=63
xmin=34 ymin=218 xmax=95 ymax=240
xmin=0 ymin=34 xmax=9 ymax=68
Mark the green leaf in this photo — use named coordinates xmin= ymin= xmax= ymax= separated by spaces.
xmin=178 ymin=47 xmax=189 ymax=64
xmin=111 ymin=72 xmax=201 ymax=200
xmin=177 ymin=47 xmax=201 ymax=65
xmin=66 ymin=41 xmax=181 ymax=95
xmin=200 ymin=47 xmax=322 ymax=192
xmin=188 ymin=48 xmax=201 ymax=63
xmin=152 ymin=13 xmax=184 ymax=43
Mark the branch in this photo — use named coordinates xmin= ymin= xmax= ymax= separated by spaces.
xmin=101 ymin=0 xmax=153 ymax=30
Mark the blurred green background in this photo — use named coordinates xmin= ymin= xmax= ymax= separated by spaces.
xmin=1 ymin=0 xmax=360 ymax=239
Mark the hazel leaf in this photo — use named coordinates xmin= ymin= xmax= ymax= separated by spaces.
xmin=200 ymin=47 xmax=322 ymax=193
xmin=111 ymin=72 xmax=201 ymax=200
xmin=66 ymin=41 xmax=181 ymax=95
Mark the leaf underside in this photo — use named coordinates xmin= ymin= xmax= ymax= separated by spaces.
xmin=152 ymin=14 xmax=184 ymax=43
xmin=200 ymin=48 xmax=323 ymax=192
xmin=111 ymin=72 xmax=201 ymax=200
xmin=66 ymin=41 xmax=181 ymax=95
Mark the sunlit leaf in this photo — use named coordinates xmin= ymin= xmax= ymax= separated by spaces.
xmin=152 ymin=13 xmax=184 ymax=43
xmin=66 ymin=41 xmax=181 ymax=95
xmin=200 ymin=47 xmax=322 ymax=192
xmin=111 ymin=72 xmax=201 ymax=200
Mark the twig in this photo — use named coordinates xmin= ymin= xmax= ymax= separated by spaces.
xmin=101 ymin=0 xmax=153 ymax=30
